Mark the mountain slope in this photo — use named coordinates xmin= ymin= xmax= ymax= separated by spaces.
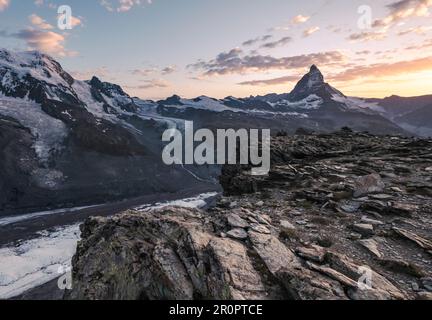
xmin=0 ymin=49 xmax=216 ymax=216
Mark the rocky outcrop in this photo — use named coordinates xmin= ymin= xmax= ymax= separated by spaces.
xmin=67 ymin=129 xmax=432 ymax=300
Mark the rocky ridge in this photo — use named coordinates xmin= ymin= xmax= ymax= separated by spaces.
xmin=67 ymin=129 xmax=432 ymax=300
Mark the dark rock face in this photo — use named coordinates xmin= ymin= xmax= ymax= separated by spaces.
xmin=67 ymin=130 xmax=432 ymax=300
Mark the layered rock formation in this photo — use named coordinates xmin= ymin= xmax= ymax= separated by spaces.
xmin=67 ymin=129 xmax=432 ymax=300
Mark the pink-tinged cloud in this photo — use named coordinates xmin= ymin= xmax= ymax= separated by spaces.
xmin=373 ymin=0 xmax=432 ymax=27
xmin=303 ymin=27 xmax=320 ymax=37
xmin=100 ymin=0 xmax=152 ymax=12
xmin=348 ymin=30 xmax=387 ymax=42
xmin=291 ymin=14 xmax=310 ymax=24
xmin=29 ymin=14 xmax=54 ymax=30
xmin=238 ymin=75 xmax=299 ymax=86
xmin=9 ymin=28 xmax=77 ymax=57
xmin=189 ymin=49 xmax=346 ymax=76
xmin=0 ymin=0 xmax=10 ymax=11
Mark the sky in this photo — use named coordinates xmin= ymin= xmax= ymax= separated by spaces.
xmin=0 ymin=0 xmax=432 ymax=100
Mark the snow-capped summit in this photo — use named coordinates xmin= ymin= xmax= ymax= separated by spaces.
xmin=289 ymin=65 xmax=343 ymax=101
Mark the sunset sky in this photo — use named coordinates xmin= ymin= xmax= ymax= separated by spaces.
xmin=1 ymin=0 xmax=432 ymax=100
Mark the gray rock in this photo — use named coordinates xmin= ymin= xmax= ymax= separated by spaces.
xmin=352 ymin=224 xmax=375 ymax=236
xmin=250 ymin=224 xmax=271 ymax=234
xmin=353 ymin=174 xmax=385 ymax=198
xmin=227 ymin=228 xmax=249 ymax=240
xmin=421 ymin=277 xmax=432 ymax=292
xmin=358 ymin=238 xmax=382 ymax=258
xmin=295 ymin=245 xmax=326 ymax=263
xmin=227 ymin=213 xmax=249 ymax=229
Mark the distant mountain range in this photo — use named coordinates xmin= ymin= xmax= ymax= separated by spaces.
xmin=0 ymin=48 xmax=431 ymax=214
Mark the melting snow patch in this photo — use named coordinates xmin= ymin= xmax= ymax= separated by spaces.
xmin=269 ymin=94 xmax=323 ymax=110
xmin=0 ymin=224 xmax=81 ymax=299
xmin=135 ymin=192 xmax=219 ymax=211
xmin=331 ymin=95 xmax=385 ymax=113
xmin=0 ymin=96 xmax=67 ymax=164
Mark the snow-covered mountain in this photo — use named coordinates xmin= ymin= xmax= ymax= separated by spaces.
xmin=0 ymin=49 xmax=217 ymax=215
xmin=0 ymin=49 xmax=427 ymax=215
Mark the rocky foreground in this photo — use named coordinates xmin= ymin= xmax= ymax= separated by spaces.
xmin=67 ymin=129 xmax=432 ymax=300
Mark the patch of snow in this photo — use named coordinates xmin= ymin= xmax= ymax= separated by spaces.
xmin=135 ymin=192 xmax=219 ymax=211
xmin=72 ymin=80 xmax=117 ymax=122
xmin=0 ymin=95 xmax=67 ymax=163
xmin=167 ymin=96 xmax=243 ymax=113
xmin=0 ymin=224 xmax=81 ymax=299
xmin=0 ymin=50 xmax=71 ymax=89
xmin=331 ymin=95 xmax=385 ymax=113
xmin=0 ymin=204 xmax=101 ymax=227
xmin=269 ymin=94 xmax=323 ymax=110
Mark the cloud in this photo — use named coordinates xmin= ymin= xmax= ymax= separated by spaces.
xmin=161 ymin=65 xmax=176 ymax=74
xmin=330 ymin=56 xmax=432 ymax=81
xmin=291 ymin=15 xmax=310 ymax=24
xmin=29 ymin=14 xmax=54 ymax=30
xmin=238 ymin=75 xmax=299 ymax=86
xmin=0 ymin=0 xmax=9 ymax=11
xmin=189 ymin=48 xmax=345 ymax=76
xmin=129 ymin=78 xmax=170 ymax=89
xmin=373 ymin=0 xmax=432 ymax=28
xmin=242 ymin=34 xmax=273 ymax=47
xmin=347 ymin=30 xmax=387 ymax=42
xmin=405 ymin=38 xmax=432 ymax=49
xmin=131 ymin=68 xmax=157 ymax=76
xmin=1 ymin=28 xmax=77 ymax=57
xmin=260 ymin=36 xmax=292 ymax=49
xmin=397 ymin=25 xmax=432 ymax=35
xmin=303 ymin=26 xmax=320 ymax=37
xmin=100 ymin=0 xmax=152 ymax=12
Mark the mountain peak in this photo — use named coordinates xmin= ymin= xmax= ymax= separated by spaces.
xmin=309 ymin=64 xmax=320 ymax=73
xmin=289 ymin=65 xmax=327 ymax=101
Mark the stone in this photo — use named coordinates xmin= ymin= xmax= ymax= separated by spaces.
xmin=390 ymin=187 xmax=404 ymax=193
xmin=379 ymin=259 xmax=425 ymax=278
xmin=339 ymin=201 xmax=361 ymax=213
xmin=227 ymin=213 xmax=249 ymax=229
xmin=250 ymin=224 xmax=271 ymax=234
xmin=370 ymin=194 xmax=393 ymax=200
xmin=353 ymin=174 xmax=385 ymax=198
xmin=361 ymin=216 xmax=384 ymax=226
xmin=393 ymin=227 xmax=432 ymax=251
xmin=295 ymin=245 xmax=326 ymax=263
xmin=227 ymin=228 xmax=248 ymax=240
xmin=249 ymin=232 xmax=348 ymax=300
xmin=417 ymin=292 xmax=432 ymax=300
xmin=358 ymin=239 xmax=382 ymax=258
xmin=296 ymin=220 xmax=308 ymax=226
xmin=388 ymin=202 xmax=417 ymax=217
xmin=280 ymin=220 xmax=296 ymax=231
xmin=352 ymin=224 xmax=374 ymax=236
xmin=421 ymin=277 xmax=432 ymax=292
xmin=348 ymin=232 xmax=363 ymax=241
xmin=326 ymin=252 xmax=405 ymax=300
